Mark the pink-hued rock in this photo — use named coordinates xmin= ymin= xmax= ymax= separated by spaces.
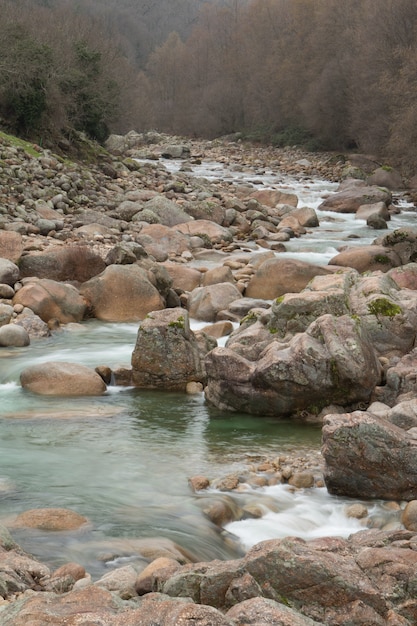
xmin=80 ymin=264 xmax=164 ymax=322
xmin=245 ymin=258 xmax=332 ymax=299
xmin=13 ymin=279 xmax=86 ymax=323
xmin=20 ymin=361 xmax=107 ymax=396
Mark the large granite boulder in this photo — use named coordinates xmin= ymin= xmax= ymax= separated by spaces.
xmin=205 ymin=314 xmax=382 ymax=416
xmin=328 ymin=244 xmax=401 ymax=273
xmin=131 ymin=308 xmax=205 ymax=390
xmin=0 ymin=231 xmax=23 ymax=263
xmin=0 ymin=258 xmax=19 ymax=286
xmin=249 ymin=189 xmax=298 ymax=208
xmin=245 ymin=258 xmax=332 ymax=299
xmin=139 ymin=195 xmax=194 ymax=226
xmin=18 ymin=246 xmax=106 ymax=282
xmin=11 ymin=508 xmax=88 ymax=531
xmin=13 ymin=279 xmax=87 ymax=324
xmin=175 ymin=219 xmax=233 ymax=244
xmin=160 ymin=262 xmax=202 ymax=292
xmin=80 ymin=264 xmax=164 ymax=322
xmin=20 ymin=361 xmax=107 ymax=396
xmin=188 ymin=283 xmax=242 ymax=322
xmin=322 ymin=410 xmax=417 ymax=500
xmin=318 ymin=181 xmax=391 ymax=213
xmin=136 ymin=223 xmax=191 ymax=257
xmin=0 ymin=324 xmax=30 ymax=347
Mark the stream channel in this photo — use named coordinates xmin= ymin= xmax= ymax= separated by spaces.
xmin=0 ymin=156 xmax=415 ymax=578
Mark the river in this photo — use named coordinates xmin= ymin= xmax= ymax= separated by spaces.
xmin=0 ymin=156 xmax=414 ymax=578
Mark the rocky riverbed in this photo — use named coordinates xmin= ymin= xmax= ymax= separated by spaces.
xmin=2 ymin=130 xmax=417 ymax=624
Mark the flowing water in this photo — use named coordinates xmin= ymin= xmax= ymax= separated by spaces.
xmin=0 ymin=157 xmax=415 ymax=577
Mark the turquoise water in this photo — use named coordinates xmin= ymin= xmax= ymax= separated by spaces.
xmin=0 ymin=321 xmax=322 ymax=576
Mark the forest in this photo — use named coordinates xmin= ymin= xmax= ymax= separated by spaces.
xmin=1 ymin=0 xmax=417 ymax=171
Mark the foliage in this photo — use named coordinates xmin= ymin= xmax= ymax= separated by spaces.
xmin=0 ymin=0 xmax=139 ymax=144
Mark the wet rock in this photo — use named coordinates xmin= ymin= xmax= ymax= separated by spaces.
xmin=20 ymin=361 xmax=107 ymax=396
xmin=206 ymin=314 xmax=381 ymax=416
xmin=367 ymin=167 xmax=404 ymax=190
xmin=131 ymin=308 xmax=205 ymax=390
xmin=176 ymin=219 xmax=233 ymax=244
xmin=249 ymin=188 xmax=298 ymax=208
xmin=318 ymin=182 xmax=391 ymax=213
xmin=135 ymin=557 xmax=181 ymax=595
xmin=141 ymin=195 xmax=193 ymax=226
xmin=322 ymin=410 xmax=417 ymax=500
xmin=401 ymin=501 xmax=417 ymax=531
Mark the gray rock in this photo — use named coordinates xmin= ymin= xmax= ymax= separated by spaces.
xmin=0 ymin=258 xmax=19 ymax=286
xmin=0 ymin=324 xmax=30 ymax=347
xmin=131 ymin=308 xmax=205 ymax=390
xmin=323 ymin=410 xmax=417 ymax=499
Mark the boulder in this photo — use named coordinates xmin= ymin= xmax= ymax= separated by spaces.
xmin=206 ymin=314 xmax=381 ymax=416
xmin=355 ymin=201 xmax=390 ymax=221
xmin=0 ymin=231 xmax=23 ymax=263
xmin=380 ymin=349 xmax=417 ymax=405
xmin=73 ymin=209 xmax=122 ymax=231
xmin=322 ymin=410 xmax=417 ymax=499
xmin=367 ymin=167 xmax=404 ymax=189
xmin=160 ymin=262 xmax=202 ymax=292
xmin=136 ymin=223 xmax=191 ymax=256
xmin=268 ymin=289 xmax=350 ymax=338
xmin=141 ymin=195 xmax=193 ymax=226
xmin=161 ymin=143 xmax=191 ymax=158
xmin=188 ymin=283 xmax=242 ymax=322
xmin=13 ymin=279 xmax=86 ymax=324
xmin=202 ymin=266 xmax=235 ymax=286
xmin=20 ymin=361 xmax=107 ymax=396
xmin=318 ymin=183 xmax=391 ymax=213
xmin=226 ymin=597 xmax=321 ymax=625
xmin=131 ymin=308 xmax=205 ymax=390
xmin=11 ymin=507 xmax=89 ymax=531
xmin=80 ymin=264 xmax=164 ymax=322
xmin=175 ymin=219 xmax=233 ymax=244
xmin=328 ymin=245 xmax=400 ymax=273
xmin=0 ymin=303 xmax=14 ymax=326
xmin=14 ymin=309 xmax=50 ymax=338
xmin=183 ymin=199 xmax=226 ymax=225
xmin=0 ymin=324 xmax=30 ymax=347
xmin=18 ymin=246 xmax=106 ymax=282
xmin=245 ymin=258 xmax=332 ymax=299
xmin=249 ymin=189 xmax=298 ymax=208
xmin=0 ymin=258 xmax=19 ymax=286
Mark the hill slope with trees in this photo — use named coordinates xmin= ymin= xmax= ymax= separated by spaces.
xmin=1 ymin=0 xmax=417 ymax=172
